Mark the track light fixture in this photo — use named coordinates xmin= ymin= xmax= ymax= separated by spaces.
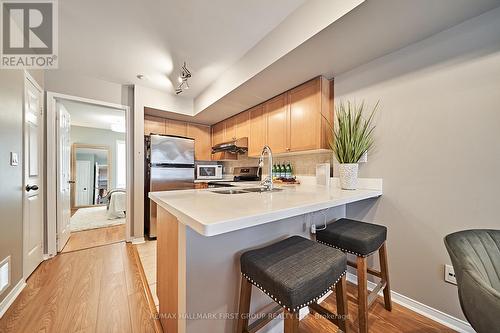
xmin=175 ymin=61 xmax=191 ymax=95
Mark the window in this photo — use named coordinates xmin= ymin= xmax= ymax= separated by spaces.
xmin=116 ymin=140 xmax=126 ymax=188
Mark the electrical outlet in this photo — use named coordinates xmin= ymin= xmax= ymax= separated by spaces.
xmin=444 ymin=264 xmax=457 ymax=285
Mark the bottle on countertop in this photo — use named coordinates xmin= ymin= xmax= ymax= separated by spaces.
xmin=281 ymin=162 xmax=286 ymax=178
xmin=285 ymin=161 xmax=291 ymax=179
xmin=272 ymin=164 xmax=277 ymax=179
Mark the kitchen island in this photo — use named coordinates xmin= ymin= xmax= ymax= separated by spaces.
xmin=149 ymin=178 xmax=382 ymax=333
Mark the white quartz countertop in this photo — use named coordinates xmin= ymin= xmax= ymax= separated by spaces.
xmin=149 ymin=180 xmax=382 ymax=237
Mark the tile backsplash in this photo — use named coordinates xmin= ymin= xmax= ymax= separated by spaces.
xmin=222 ymin=151 xmax=334 ymax=176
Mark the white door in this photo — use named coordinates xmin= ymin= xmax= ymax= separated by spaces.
xmin=76 ymin=160 xmax=91 ymax=206
xmin=23 ymin=75 xmax=44 ymax=278
xmin=56 ymin=103 xmax=71 ymax=252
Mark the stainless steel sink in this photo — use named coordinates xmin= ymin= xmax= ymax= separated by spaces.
xmin=210 ymin=187 xmax=283 ymax=194
xmin=211 ymin=189 xmax=249 ymax=195
xmin=243 ymin=187 xmax=283 ymax=193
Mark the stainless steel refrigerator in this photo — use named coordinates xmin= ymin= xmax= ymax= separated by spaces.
xmin=145 ymin=134 xmax=195 ymax=238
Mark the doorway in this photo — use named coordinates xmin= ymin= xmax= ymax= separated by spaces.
xmin=46 ymin=94 xmax=131 ymax=255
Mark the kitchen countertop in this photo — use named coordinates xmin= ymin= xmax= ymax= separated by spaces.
xmin=149 ymin=179 xmax=382 ymax=236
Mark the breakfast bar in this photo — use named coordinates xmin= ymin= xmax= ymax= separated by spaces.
xmin=149 ymin=178 xmax=382 ymax=333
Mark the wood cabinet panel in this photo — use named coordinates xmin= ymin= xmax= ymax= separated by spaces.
xmin=187 ymin=123 xmax=211 ymax=161
xmin=144 ymin=115 xmax=166 ymax=135
xmin=248 ymin=104 xmax=267 ymax=157
xmin=166 ymin=119 xmax=188 ymax=137
xmin=288 ymin=78 xmax=322 ymax=152
xmin=234 ymin=110 xmax=250 ymax=139
xmin=157 ymin=207 xmax=179 ymax=333
xmin=265 ymin=93 xmax=289 ymax=154
xmin=223 ymin=117 xmax=236 ymax=142
xmin=211 ymin=121 xmax=224 ymax=146
xmin=211 ymin=121 xmax=232 ymax=161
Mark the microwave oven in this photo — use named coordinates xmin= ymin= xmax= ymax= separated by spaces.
xmin=196 ymin=164 xmax=223 ymax=180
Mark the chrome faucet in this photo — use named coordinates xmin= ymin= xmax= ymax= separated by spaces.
xmin=258 ymin=145 xmax=273 ymax=190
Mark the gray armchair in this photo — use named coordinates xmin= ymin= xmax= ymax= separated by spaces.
xmin=444 ymin=229 xmax=500 ymax=333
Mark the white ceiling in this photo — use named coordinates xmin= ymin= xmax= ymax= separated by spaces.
xmin=56 ymin=0 xmax=500 ymax=125
xmin=190 ymin=0 xmax=500 ymax=124
xmin=59 ymin=99 xmax=125 ymax=131
xmin=59 ymin=0 xmax=305 ymax=97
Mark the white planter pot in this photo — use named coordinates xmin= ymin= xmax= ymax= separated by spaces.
xmin=338 ymin=163 xmax=358 ymax=190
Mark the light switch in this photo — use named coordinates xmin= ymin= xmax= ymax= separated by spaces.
xmin=10 ymin=152 xmax=19 ymax=166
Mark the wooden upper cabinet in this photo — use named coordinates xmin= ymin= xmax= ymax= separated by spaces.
xmin=265 ymin=93 xmax=289 ymax=154
xmin=166 ymin=119 xmax=188 ymax=137
xmin=223 ymin=117 xmax=236 ymax=142
xmin=248 ymin=104 xmax=267 ymax=157
xmin=211 ymin=121 xmax=225 ymax=146
xmin=234 ymin=110 xmax=250 ymax=139
xmin=211 ymin=121 xmax=226 ymax=160
xmin=144 ymin=115 xmax=166 ymax=135
xmin=208 ymin=76 xmax=331 ymax=158
xmin=187 ymin=123 xmax=211 ymax=161
xmin=288 ymin=77 xmax=329 ymax=152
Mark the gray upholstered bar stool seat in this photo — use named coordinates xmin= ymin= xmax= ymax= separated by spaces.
xmin=237 ymin=236 xmax=349 ymax=333
xmin=317 ymin=218 xmax=392 ymax=333
xmin=444 ymin=229 xmax=500 ymax=333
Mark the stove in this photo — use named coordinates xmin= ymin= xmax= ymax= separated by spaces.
xmin=233 ymin=166 xmax=260 ymax=182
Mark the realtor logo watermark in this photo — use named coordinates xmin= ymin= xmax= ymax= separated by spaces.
xmin=1 ymin=0 xmax=58 ymax=68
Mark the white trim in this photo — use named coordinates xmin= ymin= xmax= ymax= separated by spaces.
xmin=0 ymin=279 xmax=26 ymax=319
xmin=130 ymin=236 xmax=145 ymax=245
xmin=345 ymin=272 xmax=473 ymax=333
xmin=46 ymin=91 xmax=132 ymax=256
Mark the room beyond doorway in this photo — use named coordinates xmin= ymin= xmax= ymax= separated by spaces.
xmin=46 ymin=93 xmax=131 ymax=255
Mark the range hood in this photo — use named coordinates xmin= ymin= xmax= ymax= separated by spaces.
xmin=212 ymin=137 xmax=248 ymax=154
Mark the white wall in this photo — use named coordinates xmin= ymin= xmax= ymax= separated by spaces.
xmin=70 ymin=126 xmax=126 ymax=189
xmin=44 ymin=70 xmax=128 ymax=105
xmin=335 ymin=7 xmax=500 ymax=320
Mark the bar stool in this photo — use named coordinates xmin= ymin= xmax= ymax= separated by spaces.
xmin=316 ymin=218 xmax=392 ymax=333
xmin=237 ymin=236 xmax=349 ymax=333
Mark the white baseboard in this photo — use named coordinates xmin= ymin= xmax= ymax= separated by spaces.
xmin=130 ymin=236 xmax=145 ymax=244
xmin=345 ymin=272 xmax=473 ymax=333
xmin=0 ymin=279 xmax=26 ymax=319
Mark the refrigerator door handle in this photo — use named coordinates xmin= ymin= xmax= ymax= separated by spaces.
xmin=151 ymin=163 xmax=195 ymax=168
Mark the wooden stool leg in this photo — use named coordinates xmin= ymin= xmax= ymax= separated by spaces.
xmin=379 ymin=242 xmax=392 ymax=311
xmin=335 ymin=274 xmax=349 ymax=333
xmin=237 ymin=276 xmax=252 ymax=333
xmin=357 ymin=256 xmax=368 ymax=333
xmin=284 ymin=309 xmax=300 ymax=333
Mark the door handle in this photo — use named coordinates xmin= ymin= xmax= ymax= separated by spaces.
xmin=26 ymin=184 xmax=39 ymax=192
xmin=68 ymin=180 xmax=75 ymax=184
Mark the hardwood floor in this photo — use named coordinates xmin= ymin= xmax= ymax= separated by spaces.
xmin=299 ymin=283 xmax=456 ymax=333
xmin=1 ymin=240 xmax=455 ymax=333
xmin=61 ymin=224 xmax=126 ymax=253
xmin=0 ymin=242 xmax=160 ymax=333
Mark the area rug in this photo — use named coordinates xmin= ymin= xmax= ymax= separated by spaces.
xmin=70 ymin=206 xmax=125 ymax=232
